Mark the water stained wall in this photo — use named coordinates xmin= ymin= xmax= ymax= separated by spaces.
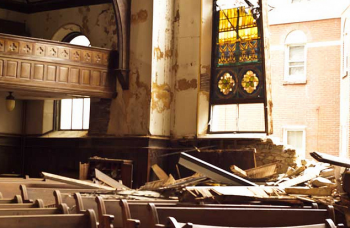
xmin=107 ymin=0 xmax=153 ymax=136
xmin=27 ymin=3 xmax=118 ymax=49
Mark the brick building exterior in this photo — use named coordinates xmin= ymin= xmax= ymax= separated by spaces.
xmin=269 ymin=0 xmax=349 ymax=158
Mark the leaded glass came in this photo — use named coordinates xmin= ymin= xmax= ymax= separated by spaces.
xmin=217 ymin=7 xmax=261 ymax=66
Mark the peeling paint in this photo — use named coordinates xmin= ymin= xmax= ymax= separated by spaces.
xmin=131 ymin=9 xmax=148 ymax=24
xmin=201 ymin=65 xmax=210 ymax=74
xmin=268 ymin=99 xmax=273 ymax=134
xmin=176 ymin=79 xmax=197 ymax=91
xmin=154 ymin=47 xmax=164 ymax=60
xmin=200 ymin=91 xmax=209 ymax=102
xmin=172 ymin=50 xmax=179 ymax=75
xmin=165 ymin=49 xmax=172 ymax=58
xmin=174 ymin=10 xmax=180 ymax=22
xmin=151 ymin=82 xmax=173 ymax=113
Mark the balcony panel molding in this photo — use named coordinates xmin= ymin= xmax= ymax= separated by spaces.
xmin=0 ymin=33 xmax=116 ymax=99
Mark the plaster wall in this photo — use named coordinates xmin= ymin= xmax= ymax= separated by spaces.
xmin=171 ymin=0 xmax=201 ymax=139
xmin=149 ymin=0 xmax=174 ymax=136
xmin=0 ymin=8 xmax=27 ymax=24
xmin=25 ymin=100 xmax=54 ymax=135
xmin=198 ymin=0 xmax=213 ymax=136
xmin=107 ymin=0 xmax=153 ymax=136
xmin=26 ymin=4 xmax=118 ymax=49
xmin=0 ymin=92 xmax=23 ymax=134
xmin=42 ymin=100 xmax=54 ymax=134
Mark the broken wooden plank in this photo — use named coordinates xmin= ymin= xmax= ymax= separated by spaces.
xmin=79 ymin=162 xmax=89 ymax=180
xmin=285 ymin=187 xmax=333 ymax=196
xmin=320 ymin=168 xmax=334 ymax=178
xmin=151 ymin=164 xmax=169 ymax=180
xmin=279 ymin=167 xmax=321 ymax=188
xmin=178 ymin=152 xmax=257 ymax=186
xmin=245 ymin=163 xmax=277 ymax=179
xmin=158 ymin=174 xmax=208 ymax=190
xmin=229 ymin=165 xmax=247 ymax=178
xmin=310 ymin=152 xmax=350 ymax=168
xmin=311 ymin=177 xmax=336 ymax=188
xmin=95 ymin=169 xmax=130 ymax=190
xmin=42 ymin=172 xmax=115 ymax=191
xmin=139 ymin=174 xmax=176 ymax=190
xmin=288 ymin=166 xmax=306 ymax=177
xmin=181 ymin=186 xmax=304 ymax=205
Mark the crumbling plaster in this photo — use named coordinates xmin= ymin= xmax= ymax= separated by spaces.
xmin=27 ymin=4 xmax=118 ymax=49
xmin=108 ymin=0 xmax=153 ymax=136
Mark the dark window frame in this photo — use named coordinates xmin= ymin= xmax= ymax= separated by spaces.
xmin=207 ymin=0 xmax=268 ymax=134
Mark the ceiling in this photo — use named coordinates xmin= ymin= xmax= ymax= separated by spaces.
xmin=0 ymin=0 xmax=112 ymax=13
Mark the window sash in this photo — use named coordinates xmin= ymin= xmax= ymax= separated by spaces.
xmin=283 ymin=127 xmax=306 ymax=158
xmin=285 ymin=45 xmax=306 ymax=80
xmin=60 ymin=98 xmax=90 ymax=130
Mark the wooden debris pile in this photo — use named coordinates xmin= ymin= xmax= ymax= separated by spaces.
xmin=137 ymin=151 xmax=350 ymax=208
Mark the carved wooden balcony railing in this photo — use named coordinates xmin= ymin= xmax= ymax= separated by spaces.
xmin=0 ymin=33 xmax=116 ymax=98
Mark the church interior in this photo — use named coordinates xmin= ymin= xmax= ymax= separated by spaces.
xmin=0 ymin=0 xmax=348 ymax=227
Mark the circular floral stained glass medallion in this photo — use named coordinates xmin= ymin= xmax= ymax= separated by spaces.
xmin=241 ymin=70 xmax=259 ymax=94
xmin=218 ymin=73 xmax=235 ymax=95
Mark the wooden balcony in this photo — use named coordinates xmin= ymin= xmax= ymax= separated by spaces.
xmin=0 ymin=33 xmax=116 ymax=99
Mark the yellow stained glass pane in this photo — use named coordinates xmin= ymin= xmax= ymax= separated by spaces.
xmin=218 ymin=7 xmax=259 ymax=44
xmin=219 ymin=31 xmax=237 ymax=44
xmin=238 ymin=27 xmax=258 ymax=40
xmin=219 ymin=8 xmax=237 ymax=32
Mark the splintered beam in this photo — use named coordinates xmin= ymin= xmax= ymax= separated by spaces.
xmin=178 ymin=152 xmax=257 ymax=186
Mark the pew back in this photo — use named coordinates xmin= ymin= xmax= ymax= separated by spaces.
xmin=0 ymin=209 xmax=98 ymax=228
xmin=150 ymin=205 xmax=335 ymax=227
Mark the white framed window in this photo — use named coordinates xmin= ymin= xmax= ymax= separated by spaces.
xmin=284 ymin=30 xmax=307 ymax=83
xmin=210 ymin=103 xmax=265 ymax=132
xmin=283 ymin=126 xmax=306 ymax=158
xmin=60 ymin=98 xmax=90 ymax=130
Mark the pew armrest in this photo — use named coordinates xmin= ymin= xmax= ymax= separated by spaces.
xmin=101 ymin=215 xmax=114 ymax=228
xmin=126 ymin=219 xmax=141 ymax=228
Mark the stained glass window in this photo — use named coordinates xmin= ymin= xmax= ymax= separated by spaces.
xmin=209 ymin=0 xmax=266 ymax=133
xmin=216 ymin=7 xmax=261 ymax=66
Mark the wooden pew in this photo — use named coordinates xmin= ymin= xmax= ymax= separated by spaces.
xmin=72 ymin=192 xmax=177 ymax=227
xmin=0 ymin=199 xmax=44 ymax=209
xmin=147 ymin=204 xmax=336 ymax=228
xmin=160 ymin=217 xmax=339 ymax=228
xmin=95 ymin=198 xmax=319 ymax=228
xmin=0 ymin=195 xmax=23 ymax=204
xmin=0 ymin=203 xmax=69 ymax=216
xmin=0 ymin=209 xmax=99 ymax=228
xmin=20 ymin=185 xmax=113 ymax=206
xmin=0 ymin=180 xmax=88 ymax=198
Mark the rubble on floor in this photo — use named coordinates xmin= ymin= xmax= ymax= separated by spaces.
xmin=28 ymin=151 xmax=350 ymax=226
